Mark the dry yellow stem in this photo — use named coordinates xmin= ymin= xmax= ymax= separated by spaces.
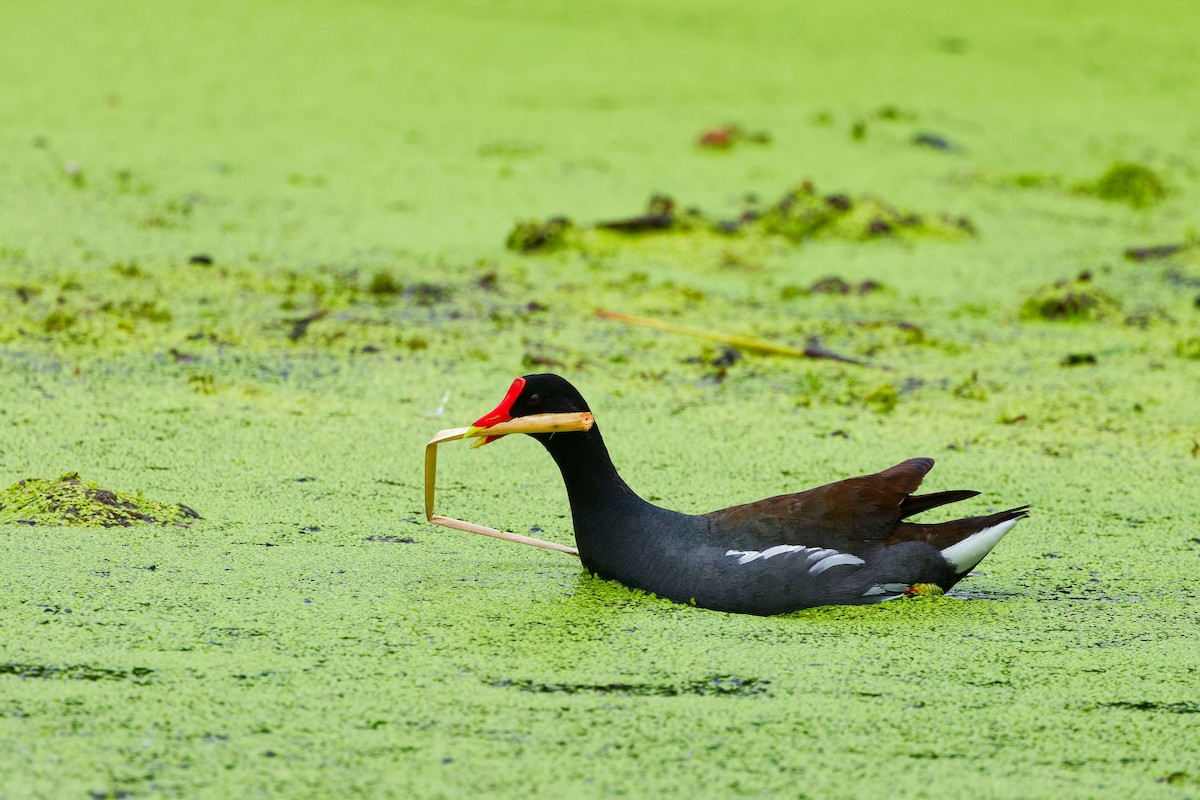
xmin=424 ymin=412 xmax=593 ymax=557
xmin=595 ymin=309 xmax=814 ymax=357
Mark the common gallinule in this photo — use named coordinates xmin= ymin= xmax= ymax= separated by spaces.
xmin=467 ymin=374 xmax=1028 ymax=615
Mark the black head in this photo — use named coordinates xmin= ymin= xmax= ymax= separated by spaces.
xmin=469 ymin=374 xmax=622 ymax=495
xmin=471 ymin=373 xmax=591 ymax=429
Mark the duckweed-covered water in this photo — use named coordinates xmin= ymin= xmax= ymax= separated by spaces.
xmin=2 ymin=1 xmax=1199 ymax=797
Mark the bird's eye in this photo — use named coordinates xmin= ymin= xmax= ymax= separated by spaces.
xmin=527 ymin=393 xmax=542 ymax=408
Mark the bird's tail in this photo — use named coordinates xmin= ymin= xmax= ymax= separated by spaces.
xmin=890 ymin=505 xmax=1030 ymax=577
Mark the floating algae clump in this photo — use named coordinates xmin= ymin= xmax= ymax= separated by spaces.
xmin=988 ymin=162 xmax=1169 ymax=209
xmin=755 ymin=181 xmax=975 ymax=243
xmin=0 ymin=473 xmax=199 ymax=527
xmin=506 ymin=181 xmax=974 ymax=254
xmin=505 ymin=216 xmax=579 ymax=253
xmin=1020 ymin=276 xmax=1122 ymax=322
xmin=1075 ymin=162 xmax=1168 ymax=209
xmin=1177 ymin=337 xmax=1200 ymax=360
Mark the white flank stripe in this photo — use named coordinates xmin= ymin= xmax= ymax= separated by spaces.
xmin=864 ymin=584 xmax=908 ymax=601
xmin=725 ymin=549 xmax=759 ymax=565
xmin=725 ymin=545 xmax=811 ymax=566
xmin=808 ymin=552 xmax=866 ymax=575
xmin=940 ymin=519 xmax=1020 ymax=573
xmin=760 ymin=544 xmax=806 ymax=560
xmin=805 ymin=548 xmax=837 ymax=564
xmin=724 ymin=545 xmax=864 ymax=574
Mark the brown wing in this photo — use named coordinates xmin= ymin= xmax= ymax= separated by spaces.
xmin=702 ymin=457 xmax=941 ymax=553
xmin=898 ymin=489 xmax=980 ymax=519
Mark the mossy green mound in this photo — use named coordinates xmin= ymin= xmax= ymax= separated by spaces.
xmin=0 ymin=473 xmax=199 ymax=527
xmin=1177 ymin=336 xmax=1200 ymax=360
xmin=1075 ymin=161 xmax=1169 ymax=209
xmin=506 ymin=216 xmax=578 ymax=254
xmin=507 ymin=180 xmax=974 ymax=255
xmin=755 ymin=181 xmax=975 ymax=242
xmin=981 ymin=161 xmax=1171 ymax=210
xmin=1020 ymin=276 xmax=1123 ymax=322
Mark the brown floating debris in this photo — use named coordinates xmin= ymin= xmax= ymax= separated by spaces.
xmin=595 ymin=195 xmax=678 ymax=233
xmin=475 ymin=270 xmax=500 ymax=292
xmin=912 ymin=132 xmax=959 ymax=152
xmin=522 ymin=353 xmax=566 ymax=369
xmin=287 ymin=309 xmax=328 ymax=341
xmin=807 ymin=276 xmax=884 ymax=295
xmin=1124 ymin=244 xmax=1185 ymax=262
xmin=169 ymin=348 xmax=199 ymax=362
xmin=595 ymin=309 xmax=880 ymax=368
xmin=696 ymin=124 xmax=772 ymax=150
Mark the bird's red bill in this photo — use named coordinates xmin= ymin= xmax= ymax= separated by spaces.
xmin=469 ymin=377 xmax=525 ymax=446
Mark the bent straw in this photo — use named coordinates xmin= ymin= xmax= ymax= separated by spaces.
xmin=424 ymin=412 xmax=594 ymax=557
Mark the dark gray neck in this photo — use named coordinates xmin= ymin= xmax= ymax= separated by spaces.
xmin=531 ymin=425 xmax=654 ymax=547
